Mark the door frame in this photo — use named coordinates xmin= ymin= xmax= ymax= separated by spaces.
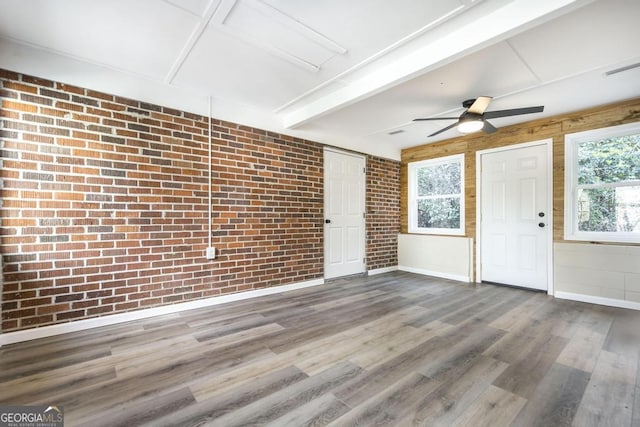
xmin=323 ymin=146 xmax=367 ymax=279
xmin=475 ymin=139 xmax=554 ymax=295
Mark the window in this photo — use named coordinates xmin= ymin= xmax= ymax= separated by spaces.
xmin=408 ymin=154 xmax=464 ymax=235
xmin=564 ymin=122 xmax=640 ymax=243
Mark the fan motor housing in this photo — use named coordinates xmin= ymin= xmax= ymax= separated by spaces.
xmin=459 ymin=111 xmax=483 ymax=121
xmin=462 ymin=99 xmax=477 ymax=108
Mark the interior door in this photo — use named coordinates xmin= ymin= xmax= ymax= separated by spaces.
xmin=324 ymin=149 xmax=366 ymax=279
xmin=480 ymin=143 xmax=549 ymax=290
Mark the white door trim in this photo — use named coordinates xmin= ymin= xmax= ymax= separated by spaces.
xmin=475 ymin=139 xmax=554 ymax=295
xmin=323 ymin=147 xmax=367 ymax=278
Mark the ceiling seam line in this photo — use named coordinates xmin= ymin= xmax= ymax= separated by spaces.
xmin=159 ymin=0 xmax=201 ymax=18
xmin=505 ymin=39 xmax=543 ymax=84
xmin=0 ymin=35 xmax=168 ymax=84
xmin=271 ymin=5 xmax=466 ymax=114
xmin=164 ymin=0 xmax=228 ymax=85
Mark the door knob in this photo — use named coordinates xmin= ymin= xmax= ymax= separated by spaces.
xmin=538 ymin=222 xmax=545 ymax=228
xmin=325 ymin=219 xmax=331 ymax=224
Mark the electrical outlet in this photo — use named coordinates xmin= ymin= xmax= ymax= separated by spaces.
xmin=206 ymin=247 xmax=216 ymax=260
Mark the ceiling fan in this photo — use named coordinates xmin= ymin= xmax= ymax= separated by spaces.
xmin=413 ymin=96 xmax=544 ymax=137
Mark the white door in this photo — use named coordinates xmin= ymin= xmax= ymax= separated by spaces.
xmin=324 ymin=149 xmax=366 ymax=279
xmin=480 ymin=143 xmax=549 ymax=291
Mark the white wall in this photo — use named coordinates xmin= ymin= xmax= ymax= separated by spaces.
xmin=398 ymin=234 xmax=473 ymax=282
xmin=554 ymin=242 xmax=640 ymax=309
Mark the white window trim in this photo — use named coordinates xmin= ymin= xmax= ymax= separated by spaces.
xmin=408 ymin=153 xmax=465 ymax=235
xmin=564 ymin=121 xmax=640 ymax=244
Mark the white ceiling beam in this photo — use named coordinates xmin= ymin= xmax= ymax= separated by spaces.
xmin=245 ymin=0 xmax=347 ymax=55
xmin=273 ymin=3 xmax=466 ymax=114
xmin=164 ymin=0 xmax=230 ymax=84
xmin=282 ymin=0 xmax=593 ymax=129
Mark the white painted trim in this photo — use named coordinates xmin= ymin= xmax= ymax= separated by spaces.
xmin=467 ymin=237 xmax=474 ymax=283
xmin=546 ymin=141 xmax=554 ymax=296
xmin=555 ymin=291 xmax=640 ymax=311
xmin=282 ymin=0 xmax=588 ymax=127
xmin=475 ymin=155 xmax=481 ymax=284
xmin=209 ymin=0 xmax=331 ymax=72
xmin=0 ymin=278 xmax=324 ymax=347
xmin=398 ymin=265 xmax=471 ymax=283
xmin=368 ymin=266 xmax=398 ymax=276
xmin=407 ymin=153 xmax=465 ymax=236
xmin=323 ymin=147 xmax=367 ymax=279
xmin=564 ymin=121 xmax=640 ymax=244
xmin=273 ymin=4 xmax=466 ymax=114
xmin=164 ymin=0 xmax=223 ymax=84
xmin=246 ymin=0 xmax=347 ymax=55
xmin=475 ymin=139 xmax=554 ymax=295
xmin=323 ymin=146 xmax=365 ymax=158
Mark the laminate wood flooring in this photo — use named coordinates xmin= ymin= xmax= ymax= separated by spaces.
xmin=1 ymin=271 xmax=639 ymax=426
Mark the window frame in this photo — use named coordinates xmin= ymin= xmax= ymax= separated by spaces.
xmin=564 ymin=121 xmax=640 ymax=243
xmin=408 ymin=153 xmax=465 ymax=236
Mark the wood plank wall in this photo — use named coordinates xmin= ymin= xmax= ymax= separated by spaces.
xmin=401 ymin=97 xmax=640 ymax=243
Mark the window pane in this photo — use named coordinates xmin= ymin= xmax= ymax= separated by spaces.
xmin=417 ymin=162 xmax=461 ymax=197
xmin=577 ymin=134 xmax=640 ymax=185
xmin=577 ymin=186 xmax=640 ymax=232
xmin=417 ymin=198 xmax=460 ymax=229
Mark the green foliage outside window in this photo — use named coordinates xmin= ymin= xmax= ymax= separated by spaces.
xmin=416 ymin=161 xmax=461 ymax=230
xmin=576 ymin=134 xmax=640 ymax=233
xmin=417 ymin=198 xmax=460 ymax=229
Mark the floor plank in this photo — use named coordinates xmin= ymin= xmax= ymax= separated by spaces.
xmin=206 ymin=361 xmax=362 ymax=427
xmin=511 ymin=362 xmax=591 ymax=427
xmin=402 ymin=355 xmax=509 ymax=427
xmin=451 ymin=385 xmax=527 ymax=427
xmin=1 ymin=271 xmax=638 ymax=426
xmin=572 ymin=350 xmax=637 ymax=427
xmin=143 ymin=365 xmax=309 ymax=427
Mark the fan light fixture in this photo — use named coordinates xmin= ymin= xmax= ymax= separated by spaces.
xmin=457 ymin=117 xmax=484 ymax=134
xmin=413 ymin=96 xmax=544 ymax=138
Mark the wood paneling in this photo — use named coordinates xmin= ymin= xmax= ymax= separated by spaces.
xmin=401 ymin=97 xmax=640 ymax=244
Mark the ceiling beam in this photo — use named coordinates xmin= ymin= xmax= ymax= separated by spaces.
xmin=164 ymin=0 xmax=231 ymax=84
xmin=281 ymin=0 xmax=593 ymax=129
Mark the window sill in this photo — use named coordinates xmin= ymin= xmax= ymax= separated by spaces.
xmin=563 ymin=233 xmax=640 ymax=245
xmin=408 ymin=228 xmax=466 ymax=236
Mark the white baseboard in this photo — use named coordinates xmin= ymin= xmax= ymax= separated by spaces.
xmin=398 ymin=265 xmax=471 ymax=283
xmin=554 ymin=291 xmax=640 ymax=311
xmin=0 ymin=278 xmax=325 ymax=347
xmin=367 ymin=266 xmax=398 ymax=276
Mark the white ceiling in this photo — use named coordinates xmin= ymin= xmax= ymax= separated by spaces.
xmin=1 ymin=0 xmax=639 ymax=160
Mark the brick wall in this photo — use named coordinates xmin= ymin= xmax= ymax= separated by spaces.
xmin=0 ymin=69 xmax=399 ymax=333
xmin=366 ymin=156 xmax=400 ymax=270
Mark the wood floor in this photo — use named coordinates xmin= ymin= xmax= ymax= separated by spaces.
xmin=1 ymin=271 xmax=639 ymax=426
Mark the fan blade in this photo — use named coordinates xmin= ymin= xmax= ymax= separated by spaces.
xmin=483 ymin=121 xmax=497 ymax=134
xmin=468 ymin=96 xmax=493 ymax=114
xmin=484 ymin=106 xmax=544 ymax=119
xmin=413 ymin=117 xmax=459 ymax=121
xmin=428 ymin=122 xmax=459 ymax=137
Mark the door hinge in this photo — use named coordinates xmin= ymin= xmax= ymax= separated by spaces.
xmin=363 ymin=167 xmax=366 ymax=174
xmin=363 ymin=212 xmax=365 ymax=218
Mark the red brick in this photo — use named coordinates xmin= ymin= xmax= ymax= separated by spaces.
xmin=3 ymin=81 xmax=38 ymax=94
xmin=0 ymin=69 xmax=396 ymax=334
xmin=87 ymin=306 xmax=113 ymax=315
xmin=56 ymin=82 xmax=85 ymax=95
xmin=22 ymin=75 xmax=54 ymax=87
xmin=2 ymin=100 xmax=38 ymax=113
xmin=36 ymin=303 xmax=70 ymax=314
